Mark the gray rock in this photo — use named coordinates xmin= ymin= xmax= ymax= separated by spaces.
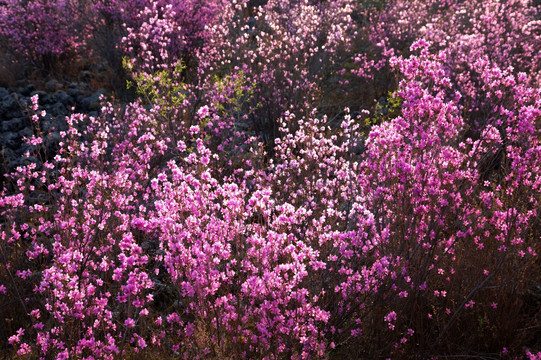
xmin=68 ymin=82 xmax=91 ymax=92
xmin=18 ymin=96 xmax=31 ymax=109
xmin=66 ymin=88 xmax=83 ymax=99
xmin=20 ymin=84 xmax=35 ymax=96
xmin=53 ymin=90 xmax=74 ymax=106
xmin=41 ymin=119 xmax=54 ymax=133
xmin=0 ymin=87 xmax=9 ymax=98
xmin=46 ymin=79 xmax=61 ymax=91
xmin=1 ymin=117 xmax=29 ymax=132
xmin=15 ymin=143 xmax=32 ymax=156
xmin=41 ymin=115 xmax=68 ymax=133
xmin=1 ymin=147 xmax=17 ymax=163
xmin=2 ymin=93 xmax=19 ymax=111
xmin=6 ymin=109 xmax=24 ymax=118
xmin=81 ymin=89 xmax=105 ymax=111
xmin=0 ymin=131 xmax=19 ymax=148
xmin=45 ymin=131 xmax=62 ymax=151
xmin=18 ymin=127 xmax=33 ymax=139
xmin=2 ymin=93 xmax=23 ymax=118
xmin=50 ymin=102 xmax=68 ymax=117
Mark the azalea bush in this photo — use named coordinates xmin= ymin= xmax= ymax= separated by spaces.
xmin=194 ymin=0 xmax=358 ymax=146
xmin=0 ymin=0 xmax=219 ymax=82
xmin=0 ymin=0 xmax=84 ymax=69
xmin=1 ymin=0 xmax=540 ymax=359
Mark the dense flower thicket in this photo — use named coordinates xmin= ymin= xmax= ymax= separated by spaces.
xmin=195 ymin=0 xmax=357 ymax=144
xmin=0 ymin=0 xmax=83 ymax=66
xmin=0 ymin=0 xmax=540 ymax=359
xmin=366 ymin=0 xmax=541 ymax=92
xmin=0 ymin=0 xmax=219 ymax=80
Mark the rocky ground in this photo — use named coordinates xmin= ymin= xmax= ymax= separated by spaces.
xmin=0 ymin=80 xmax=105 ymax=190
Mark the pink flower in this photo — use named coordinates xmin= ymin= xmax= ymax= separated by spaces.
xmin=197 ymin=105 xmax=210 ymax=118
xmin=124 ymin=318 xmax=136 ymax=328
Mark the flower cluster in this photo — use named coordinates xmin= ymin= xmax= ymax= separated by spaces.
xmin=0 ymin=0 xmax=83 ymax=64
xmin=1 ymin=0 xmax=540 ymax=359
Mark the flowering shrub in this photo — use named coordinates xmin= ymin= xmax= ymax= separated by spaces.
xmin=340 ymin=0 xmax=541 ymax=121
xmin=121 ymin=0 xmax=221 ymax=75
xmin=1 ymin=1 xmax=541 ymax=359
xmin=354 ymin=41 xmax=541 ymax=356
xmin=0 ymin=0 xmax=83 ymax=67
xmin=196 ymin=0 xmax=357 ymax=146
xmin=0 ymin=0 xmax=219 ymax=80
